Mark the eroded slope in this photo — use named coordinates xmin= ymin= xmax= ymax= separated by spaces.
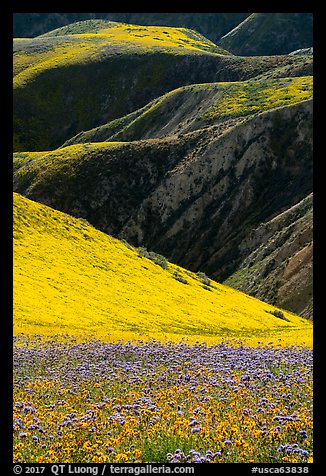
xmin=13 ymin=193 xmax=312 ymax=346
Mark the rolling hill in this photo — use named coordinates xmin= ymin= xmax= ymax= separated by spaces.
xmin=13 ymin=13 xmax=250 ymax=42
xmin=219 ymin=13 xmax=313 ymax=56
xmin=62 ymin=76 xmax=313 ymax=145
xmin=13 ymin=192 xmax=312 ymax=346
xmin=13 ymin=20 xmax=313 ymax=151
xmin=224 ymin=193 xmax=313 ymax=318
xmin=13 ymin=98 xmax=313 ymax=318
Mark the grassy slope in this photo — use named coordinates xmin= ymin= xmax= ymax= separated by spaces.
xmin=13 ymin=21 xmax=224 ymax=151
xmin=13 ymin=139 xmax=197 ymax=235
xmin=13 ymin=20 xmax=313 ymax=152
xmin=219 ymin=13 xmax=313 ymax=56
xmin=14 ymin=193 xmax=312 ymax=346
xmin=63 ymin=76 xmax=313 ymax=145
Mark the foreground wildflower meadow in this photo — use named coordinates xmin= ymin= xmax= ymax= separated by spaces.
xmin=13 ymin=195 xmax=313 ymax=463
xmin=13 ymin=335 xmax=312 ymax=464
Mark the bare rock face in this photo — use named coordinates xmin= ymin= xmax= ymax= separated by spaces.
xmin=13 ymin=100 xmax=313 ymax=318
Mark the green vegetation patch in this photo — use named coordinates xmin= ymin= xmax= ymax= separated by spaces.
xmin=137 ymin=246 xmax=168 ymax=270
xmin=202 ymin=76 xmax=313 ymax=121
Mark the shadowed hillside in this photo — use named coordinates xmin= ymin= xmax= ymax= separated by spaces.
xmin=13 ymin=100 xmax=313 ymax=318
xmin=13 ymin=13 xmax=250 ymax=42
xmin=225 ymin=193 xmax=313 ymax=318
